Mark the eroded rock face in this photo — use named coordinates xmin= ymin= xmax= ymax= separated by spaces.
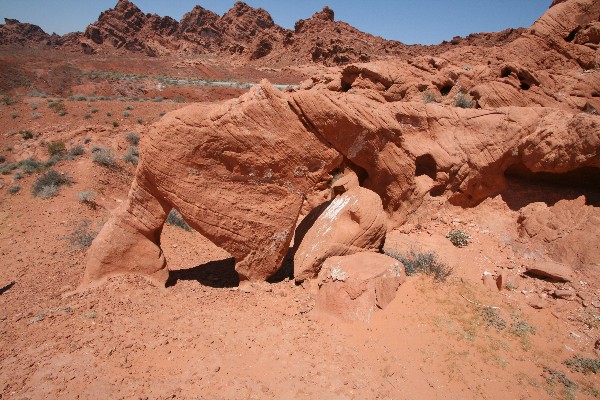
xmin=294 ymin=187 xmax=387 ymax=282
xmin=314 ymin=253 xmax=406 ymax=322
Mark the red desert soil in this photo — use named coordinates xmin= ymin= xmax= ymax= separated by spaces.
xmin=1 ymin=0 xmax=599 ymax=399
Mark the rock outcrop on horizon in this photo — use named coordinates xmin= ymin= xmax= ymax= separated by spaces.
xmin=0 ymin=0 xmax=532 ymax=66
xmin=67 ymin=0 xmax=598 ymax=286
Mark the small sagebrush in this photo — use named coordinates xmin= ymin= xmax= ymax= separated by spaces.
xmin=423 ymin=91 xmax=438 ymax=104
xmin=32 ymin=170 xmax=72 ymax=198
xmin=92 ymin=148 xmax=115 ymax=167
xmin=383 ymin=248 xmax=452 ymax=282
xmin=77 ymin=190 xmax=97 ymax=204
xmin=446 ymin=229 xmax=471 ymax=247
xmin=454 ymin=92 xmax=474 ymax=109
xmin=123 ymin=146 xmax=139 ymax=165
xmin=125 ymin=132 xmax=140 ymax=145
xmin=47 ymin=141 xmax=66 ymax=156
xmin=565 ymin=355 xmax=600 ymax=375
xmin=66 ymin=220 xmax=97 ymax=249
xmin=166 ymin=209 xmax=192 ymax=231
xmin=67 ymin=145 xmax=85 ymax=158
xmin=8 ymin=185 xmax=21 ymax=194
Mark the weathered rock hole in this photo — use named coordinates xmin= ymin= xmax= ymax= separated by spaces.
xmin=565 ymin=27 xmax=580 ymax=42
xmin=520 ymin=82 xmax=531 ymax=90
xmin=440 ymin=85 xmax=452 ymax=96
xmin=415 ymin=154 xmax=437 ymax=180
xmin=500 ymin=67 xmax=512 ymax=78
xmin=502 ymin=163 xmax=600 ymax=209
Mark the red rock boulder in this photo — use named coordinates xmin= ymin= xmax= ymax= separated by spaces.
xmin=314 ymin=252 xmax=406 ymax=322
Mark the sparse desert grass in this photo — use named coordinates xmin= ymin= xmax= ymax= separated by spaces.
xmin=383 ymin=248 xmax=453 ymax=282
xmin=32 ymin=169 xmax=72 ymax=198
xmin=446 ymin=229 xmax=471 ymax=247
xmin=480 ymin=306 xmax=507 ymax=331
xmin=166 ymin=209 xmax=192 ymax=231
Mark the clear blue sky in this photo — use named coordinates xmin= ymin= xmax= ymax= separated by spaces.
xmin=0 ymin=0 xmax=552 ymax=45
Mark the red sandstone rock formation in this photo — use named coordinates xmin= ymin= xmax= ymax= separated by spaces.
xmin=81 ymin=0 xmax=599 ymax=286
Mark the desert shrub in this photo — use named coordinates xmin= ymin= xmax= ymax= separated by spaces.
xmin=112 ymin=121 xmax=119 ymax=127
xmin=32 ymin=112 xmax=42 ymax=119
xmin=32 ymin=169 xmax=72 ymax=198
xmin=77 ymin=190 xmax=97 ymax=205
xmin=92 ymin=147 xmax=115 ymax=167
xmin=123 ymin=146 xmax=139 ymax=165
xmin=91 ymin=146 xmax=102 ymax=152
xmin=543 ymin=367 xmax=577 ymax=390
xmin=1 ymin=95 xmax=16 ymax=105
xmin=122 ymin=111 xmax=130 ymax=118
xmin=0 ymin=155 xmax=4 ymax=164
xmin=565 ymin=355 xmax=600 ymax=375
xmin=19 ymin=130 xmax=33 ymax=140
xmin=137 ymin=118 xmax=143 ymax=124
xmin=58 ymin=110 xmax=67 ymax=116
xmin=10 ymin=114 xmax=18 ymax=119
xmin=125 ymin=132 xmax=140 ymax=145
xmin=70 ymin=94 xmax=87 ymax=101
xmin=446 ymin=229 xmax=471 ymax=247
xmin=383 ymin=248 xmax=452 ymax=282
xmin=48 ymin=101 xmax=65 ymax=113
xmin=13 ymin=171 xmax=22 ymax=180
xmin=125 ymin=105 xmax=134 ymax=110
xmin=159 ymin=112 xmax=165 ymax=117
xmin=106 ymin=112 xmax=112 ymax=117
xmin=18 ymin=158 xmax=46 ymax=174
xmin=66 ymin=220 xmax=97 ymax=249
xmin=423 ymin=91 xmax=438 ymax=103
xmin=154 ymin=97 xmax=164 ymax=102
xmin=83 ymin=137 xmax=92 ymax=144
xmin=8 ymin=185 xmax=20 ymax=194
xmin=454 ymin=92 xmax=474 ymax=108
xmin=47 ymin=141 xmax=66 ymax=156
xmin=166 ymin=209 xmax=191 ymax=231
xmin=84 ymin=113 xmax=92 ymax=119
xmin=91 ymin=108 xmax=99 ymax=114
xmin=0 ymin=163 xmax=17 ymax=175
xmin=68 ymin=144 xmax=85 ymax=158
xmin=31 ymin=103 xmax=38 ymax=110
xmin=174 ymin=95 xmax=185 ymax=103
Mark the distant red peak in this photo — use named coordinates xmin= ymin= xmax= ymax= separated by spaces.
xmin=314 ymin=6 xmax=335 ymax=22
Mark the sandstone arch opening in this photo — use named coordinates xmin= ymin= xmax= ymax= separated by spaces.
xmin=161 ymin=209 xmax=239 ymax=288
xmin=415 ymin=154 xmax=437 ymax=180
xmin=501 ymin=163 xmax=600 ymax=210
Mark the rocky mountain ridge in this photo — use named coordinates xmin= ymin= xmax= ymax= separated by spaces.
xmin=0 ymin=0 xmax=528 ymax=66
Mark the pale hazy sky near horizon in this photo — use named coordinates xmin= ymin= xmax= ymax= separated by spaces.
xmin=0 ymin=0 xmax=552 ymax=45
